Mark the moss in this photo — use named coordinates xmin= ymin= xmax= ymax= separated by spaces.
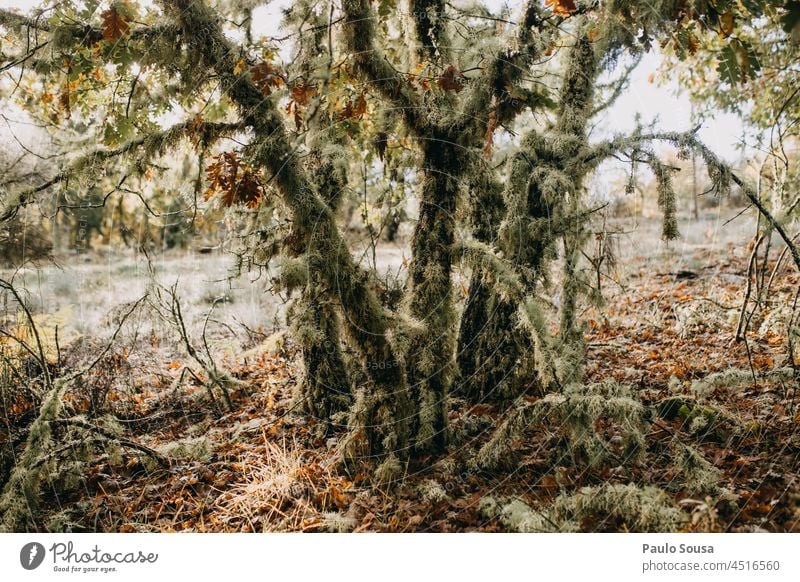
xmin=495 ymin=498 xmax=552 ymax=533
xmin=657 ymin=394 xmax=739 ymax=441
xmin=481 ymin=483 xmax=684 ymax=532
xmin=656 ymin=395 xmax=695 ymax=420
xmin=478 ymin=382 xmax=647 ymax=470
xmin=551 ymin=483 xmax=684 ymax=532
xmin=155 ymin=436 xmax=212 ymax=462
xmin=373 ymin=454 xmax=403 ymax=485
xmin=417 ymin=479 xmax=448 ymax=503
xmin=321 ymin=512 xmax=357 ymax=533
xmin=291 ymin=291 xmax=352 ymax=425
xmin=403 ymin=135 xmax=462 ymax=452
xmin=675 ymin=444 xmax=721 ymax=495
xmin=167 ymin=0 xmax=417 ymax=466
xmin=691 ymin=367 xmax=794 ymax=398
xmin=291 ymin=136 xmax=355 ymax=426
xmin=0 ymin=379 xmax=69 ymax=532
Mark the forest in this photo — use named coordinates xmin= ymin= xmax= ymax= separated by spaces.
xmin=0 ymin=0 xmax=798 ymax=533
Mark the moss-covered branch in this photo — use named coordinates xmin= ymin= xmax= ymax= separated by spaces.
xmin=164 ymin=0 xmax=412 ymax=469
xmin=455 ymin=0 xmax=550 ymax=131
xmin=341 ymin=0 xmax=427 ymax=132
xmin=409 ymin=0 xmax=450 ymax=63
xmin=0 ymin=120 xmax=243 ymax=222
xmin=583 ymin=129 xmax=800 ymax=271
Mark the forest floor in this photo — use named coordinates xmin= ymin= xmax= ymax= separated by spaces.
xmin=2 ymin=210 xmax=799 ymax=532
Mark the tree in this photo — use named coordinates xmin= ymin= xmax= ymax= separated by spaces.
xmin=2 ymin=0 xmax=798 ymax=484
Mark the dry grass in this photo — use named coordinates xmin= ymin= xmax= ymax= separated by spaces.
xmin=212 ymin=437 xmax=338 ymax=532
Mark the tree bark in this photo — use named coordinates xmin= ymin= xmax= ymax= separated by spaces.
xmin=405 ymin=136 xmax=459 ymax=451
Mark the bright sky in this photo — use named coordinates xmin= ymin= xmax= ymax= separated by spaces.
xmin=0 ymin=0 xmax=745 ymax=161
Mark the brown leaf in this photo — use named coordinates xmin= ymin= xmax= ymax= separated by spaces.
xmin=437 ymin=65 xmax=466 ymax=93
xmin=407 ymin=61 xmax=432 ymax=91
xmin=204 ymin=151 xmax=264 ymax=208
xmin=58 ymin=83 xmax=71 ymax=119
xmin=339 ymin=91 xmax=368 ymax=120
xmin=101 ymin=6 xmax=130 ymax=42
xmin=185 ymin=113 xmax=206 ymax=146
xmin=687 ymin=32 xmax=699 ymax=55
xmin=483 ymin=110 xmax=497 ymax=160
xmin=285 ymin=82 xmax=317 ymax=130
xmin=545 ymin=0 xmax=577 ymax=17
xmin=291 ymin=82 xmax=317 ymax=106
xmin=251 ymin=61 xmax=284 ymax=96
xmin=720 ymin=12 xmax=735 ymax=38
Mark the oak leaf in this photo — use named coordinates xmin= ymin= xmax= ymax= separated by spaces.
xmin=285 ymin=82 xmax=318 ymax=129
xmin=251 ymin=61 xmax=284 ymax=96
xmin=437 ymin=64 xmax=466 ymax=92
xmin=338 ymin=91 xmax=368 ymax=120
xmin=545 ymin=0 xmax=577 ymax=17
xmin=720 ymin=12 xmax=735 ymax=38
xmin=204 ymin=151 xmax=264 ymax=208
xmin=101 ymin=6 xmax=130 ymax=42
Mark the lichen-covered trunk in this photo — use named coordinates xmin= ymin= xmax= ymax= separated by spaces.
xmin=462 ymin=33 xmax=600 ymax=397
xmin=296 ymin=143 xmax=353 ymax=426
xmin=296 ymin=284 xmax=352 ymax=424
xmin=456 ymin=278 xmax=531 ymax=402
xmin=456 ymin=165 xmax=530 ymax=402
xmin=457 ymin=140 xmax=553 ymax=401
xmin=405 ymin=138 xmax=459 ymax=451
xmin=167 ymin=0 xmax=411 ymax=467
xmin=553 ymin=35 xmax=598 ymax=370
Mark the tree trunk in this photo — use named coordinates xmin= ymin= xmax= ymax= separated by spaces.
xmin=297 ymin=143 xmax=353 ymax=426
xmin=405 ymin=137 xmax=459 ymax=452
xmin=296 ymin=290 xmax=352 ymax=425
xmin=456 ymin=275 xmax=530 ymax=402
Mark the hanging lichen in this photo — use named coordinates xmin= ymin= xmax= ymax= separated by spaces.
xmin=480 ymin=483 xmax=685 ymax=532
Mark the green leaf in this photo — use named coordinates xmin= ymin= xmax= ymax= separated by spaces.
xmin=740 ymin=41 xmax=762 ymax=78
xmin=717 ymin=45 xmax=739 ymax=85
xmin=103 ymin=116 xmax=134 ymax=145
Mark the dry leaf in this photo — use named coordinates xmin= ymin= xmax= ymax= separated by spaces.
xmin=483 ymin=110 xmax=497 ymax=159
xmin=251 ymin=61 xmax=284 ymax=96
xmin=437 ymin=65 xmax=466 ymax=93
xmin=338 ymin=91 xmax=368 ymax=120
xmin=545 ymin=0 xmax=577 ymax=17
xmin=204 ymin=151 xmax=264 ymax=208
xmin=720 ymin=12 xmax=735 ymax=38
xmin=101 ymin=6 xmax=130 ymax=42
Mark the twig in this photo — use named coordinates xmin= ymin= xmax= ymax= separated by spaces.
xmin=49 ymin=418 xmax=170 ymax=466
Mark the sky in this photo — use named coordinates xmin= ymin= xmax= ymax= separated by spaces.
xmin=0 ymin=0 xmax=746 ymax=162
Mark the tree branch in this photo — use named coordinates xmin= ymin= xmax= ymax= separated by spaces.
xmin=341 ymin=0 xmax=427 ymax=132
xmin=163 ymin=0 xmax=411 ymax=456
xmin=0 ymin=120 xmax=242 ymax=221
xmin=583 ymin=128 xmax=800 ymax=272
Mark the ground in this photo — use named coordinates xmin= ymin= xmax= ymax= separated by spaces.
xmin=1 ymin=209 xmax=798 ymax=532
